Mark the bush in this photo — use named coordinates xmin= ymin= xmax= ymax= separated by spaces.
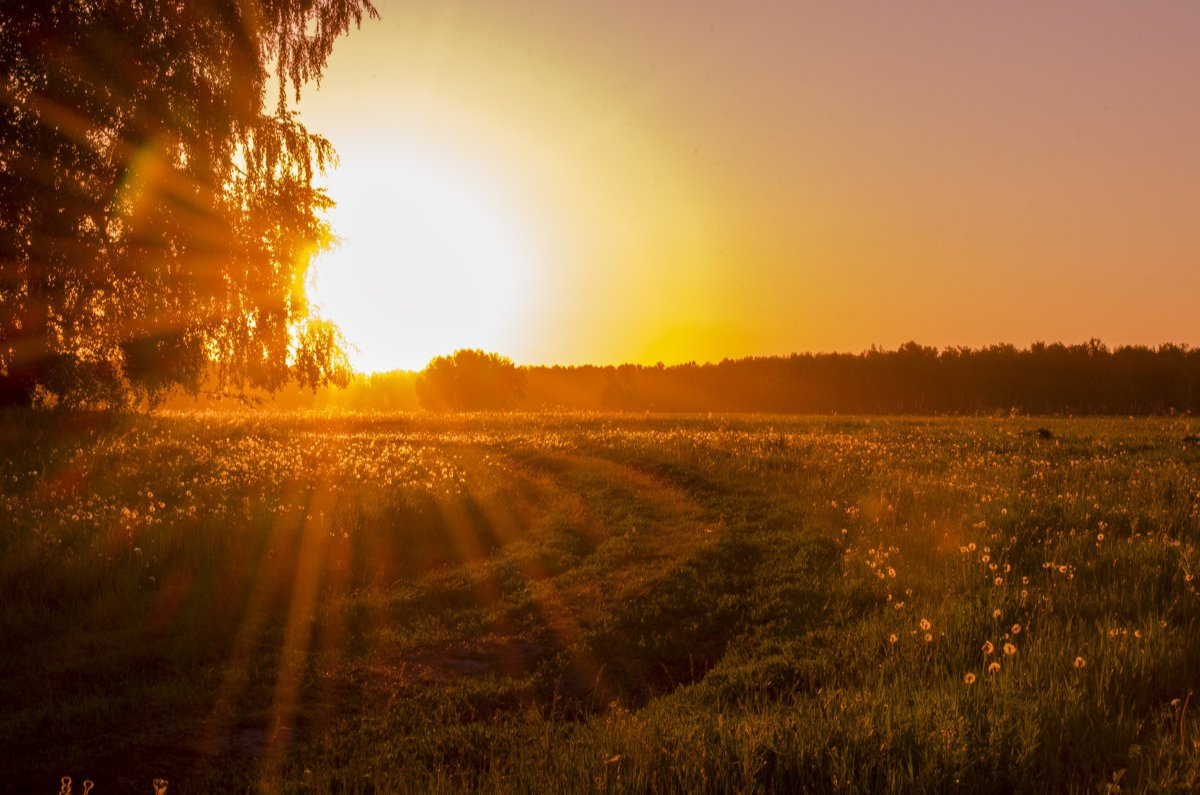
xmin=415 ymin=349 xmax=526 ymax=410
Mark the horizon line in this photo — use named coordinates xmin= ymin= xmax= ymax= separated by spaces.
xmin=352 ymin=338 xmax=1200 ymax=376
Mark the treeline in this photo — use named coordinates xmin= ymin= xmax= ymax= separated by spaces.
xmin=163 ymin=341 xmax=1200 ymax=415
xmin=528 ymin=341 xmax=1200 ymax=414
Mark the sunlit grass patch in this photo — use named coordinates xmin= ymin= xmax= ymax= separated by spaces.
xmin=1 ymin=413 xmax=1198 ymax=790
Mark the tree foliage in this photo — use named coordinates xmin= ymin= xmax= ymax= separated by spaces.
xmin=0 ymin=0 xmax=377 ymax=407
xmin=415 ymin=349 xmax=526 ymax=411
xmin=519 ymin=341 xmax=1200 ymax=414
xmin=164 ymin=341 xmax=1200 ymax=415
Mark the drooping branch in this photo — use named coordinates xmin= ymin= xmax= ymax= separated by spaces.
xmin=0 ymin=0 xmax=377 ymax=407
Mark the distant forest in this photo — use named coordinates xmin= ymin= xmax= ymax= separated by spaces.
xmin=171 ymin=341 xmax=1200 ymax=415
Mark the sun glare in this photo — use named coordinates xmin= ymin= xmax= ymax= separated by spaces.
xmin=310 ymin=148 xmax=536 ymax=373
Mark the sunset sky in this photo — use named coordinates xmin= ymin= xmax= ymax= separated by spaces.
xmin=297 ymin=1 xmax=1200 ymax=372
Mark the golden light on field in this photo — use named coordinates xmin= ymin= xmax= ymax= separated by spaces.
xmin=11 ymin=0 xmax=1200 ymax=787
xmin=309 ymin=147 xmax=537 ymax=372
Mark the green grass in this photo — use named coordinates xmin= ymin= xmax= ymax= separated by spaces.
xmin=2 ymin=412 xmax=1200 ymax=792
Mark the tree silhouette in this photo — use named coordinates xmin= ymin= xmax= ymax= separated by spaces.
xmin=165 ymin=341 xmax=1200 ymax=415
xmin=0 ymin=0 xmax=377 ymax=407
xmin=416 ymin=349 xmax=526 ymax=411
xmin=517 ymin=342 xmax=1200 ymax=415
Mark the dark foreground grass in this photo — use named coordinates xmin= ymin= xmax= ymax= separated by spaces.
xmin=2 ymin=412 xmax=1199 ymax=792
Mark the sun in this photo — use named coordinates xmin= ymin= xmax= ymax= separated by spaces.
xmin=309 ymin=147 xmax=537 ymax=373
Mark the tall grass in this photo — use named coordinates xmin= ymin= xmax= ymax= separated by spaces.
xmin=1 ymin=412 xmax=1198 ymax=791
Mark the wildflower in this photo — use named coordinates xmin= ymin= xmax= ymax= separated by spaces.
xmin=988 ymin=662 xmax=1001 ymax=674
xmin=964 ymin=673 xmax=976 ymax=685
xmin=889 ymin=633 xmax=898 ymax=644
xmin=1074 ymin=656 xmax=1087 ymax=669
xmin=994 ymin=577 xmax=1004 ymax=586
xmin=1011 ymin=623 xmax=1022 ymax=635
xmin=924 ymin=633 xmax=933 ymax=643
xmin=1003 ymin=643 xmax=1017 ymax=656
xmin=919 ymin=618 xmax=931 ymax=631
xmin=992 ymin=609 xmax=1002 ymax=619
xmin=982 ymin=641 xmax=994 ymax=655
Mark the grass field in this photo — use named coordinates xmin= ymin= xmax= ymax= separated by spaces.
xmin=3 ymin=412 xmax=1200 ymax=793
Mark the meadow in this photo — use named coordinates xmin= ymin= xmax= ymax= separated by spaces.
xmin=2 ymin=412 xmax=1200 ymax=792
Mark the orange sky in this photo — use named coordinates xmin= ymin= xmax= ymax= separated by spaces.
xmin=296 ymin=1 xmax=1200 ymax=372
